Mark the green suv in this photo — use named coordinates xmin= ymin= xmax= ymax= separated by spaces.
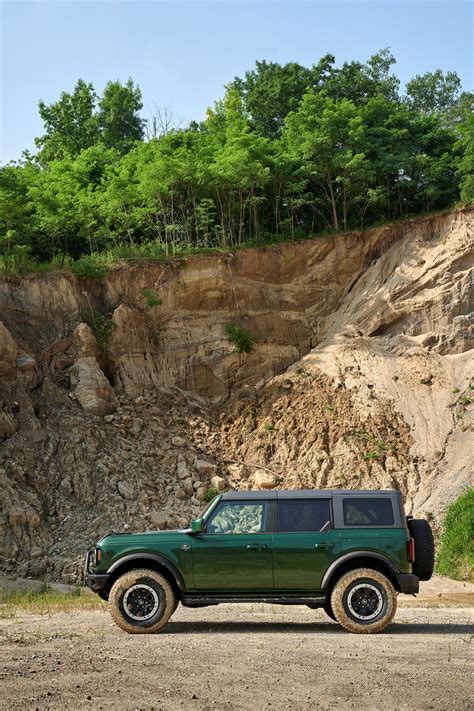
xmin=84 ymin=489 xmax=434 ymax=634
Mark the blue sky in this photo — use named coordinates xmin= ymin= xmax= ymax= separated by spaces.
xmin=1 ymin=0 xmax=473 ymax=163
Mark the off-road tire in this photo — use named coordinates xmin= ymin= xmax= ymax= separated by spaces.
xmin=109 ymin=568 xmax=175 ymax=634
xmin=169 ymin=598 xmax=179 ymax=618
xmin=331 ymin=568 xmax=397 ymax=634
xmin=408 ymin=518 xmax=435 ymax=581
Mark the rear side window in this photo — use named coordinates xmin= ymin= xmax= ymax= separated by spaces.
xmin=343 ymin=498 xmax=394 ymax=526
xmin=278 ymin=499 xmax=331 ymax=532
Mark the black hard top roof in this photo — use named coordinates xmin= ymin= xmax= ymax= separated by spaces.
xmin=221 ymin=489 xmax=398 ymax=500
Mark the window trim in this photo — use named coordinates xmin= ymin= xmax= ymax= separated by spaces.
xmin=276 ymin=498 xmax=333 ymax=534
xmin=205 ymin=499 xmax=270 ymax=535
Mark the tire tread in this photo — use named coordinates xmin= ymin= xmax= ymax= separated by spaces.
xmin=109 ymin=568 xmax=175 ymax=634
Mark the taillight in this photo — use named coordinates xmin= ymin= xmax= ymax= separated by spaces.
xmin=407 ymin=538 xmax=415 ymax=563
xmin=95 ymin=548 xmax=101 ymax=564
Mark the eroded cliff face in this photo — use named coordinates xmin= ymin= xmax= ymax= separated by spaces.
xmin=0 ymin=208 xmax=472 ymax=581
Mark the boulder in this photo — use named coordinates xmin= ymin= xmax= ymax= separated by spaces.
xmin=195 ymin=486 xmax=208 ymax=501
xmin=0 ymin=322 xmax=18 ymax=378
xmin=195 ymin=459 xmax=218 ymax=477
xmin=227 ymin=463 xmax=244 ymax=480
xmin=210 ymin=474 xmax=226 ymax=491
xmin=117 ymin=481 xmax=135 ymax=500
xmin=147 ymin=513 xmax=168 ymax=530
xmin=182 ymin=477 xmax=194 ymax=496
xmin=252 ymin=470 xmax=277 ymax=489
xmin=70 ymin=356 xmax=116 ymax=416
xmin=176 ymin=459 xmax=190 ymax=480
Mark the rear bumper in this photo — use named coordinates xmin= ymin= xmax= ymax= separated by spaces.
xmin=397 ymin=573 xmax=419 ymax=594
xmin=84 ymin=550 xmax=110 ymax=593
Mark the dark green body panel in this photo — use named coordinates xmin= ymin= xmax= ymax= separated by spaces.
xmin=272 ymin=530 xmax=341 ymax=590
xmin=339 ymin=528 xmax=409 ymax=572
xmin=191 ymin=534 xmax=273 ymax=590
xmin=96 ymin=531 xmax=195 ymax=589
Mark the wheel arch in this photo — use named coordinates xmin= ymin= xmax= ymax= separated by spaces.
xmin=322 ymin=552 xmax=401 ymax=594
xmin=106 ymin=554 xmax=185 ymax=599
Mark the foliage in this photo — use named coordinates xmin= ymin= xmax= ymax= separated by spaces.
xmin=203 ymin=487 xmax=220 ymax=503
xmin=0 ymin=50 xmax=471 ymax=271
xmin=142 ymin=288 xmax=162 ymax=308
xmin=405 ymin=69 xmax=462 ymax=116
xmin=456 ymin=110 xmax=474 ymax=202
xmin=90 ymin=311 xmax=115 ymax=355
xmin=71 ymin=255 xmax=108 ymax=280
xmin=35 ymin=78 xmax=144 ymax=163
xmin=225 ymin=324 xmax=256 ymax=353
xmin=98 ymin=79 xmax=145 ymax=153
xmin=435 ymin=489 xmax=474 ymax=582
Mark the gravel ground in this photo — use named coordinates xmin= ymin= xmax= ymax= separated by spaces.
xmin=0 ymin=600 xmax=473 ymax=711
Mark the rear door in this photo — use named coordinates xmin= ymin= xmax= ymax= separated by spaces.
xmin=191 ymin=499 xmax=274 ymax=591
xmin=333 ymin=494 xmax=407 ymax=569
xmin=272 ymin=496 xmax=340 ymax=592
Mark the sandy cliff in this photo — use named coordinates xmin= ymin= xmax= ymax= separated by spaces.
xmin=0 ymin=208 xmax=472 ymax=580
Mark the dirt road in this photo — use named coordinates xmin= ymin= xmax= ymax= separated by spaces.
xmin=1 ymin=600 xmax=473 ymax=711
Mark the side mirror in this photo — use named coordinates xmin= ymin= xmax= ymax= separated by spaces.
xmin=191 ymin=517 xmax=205 ymax=534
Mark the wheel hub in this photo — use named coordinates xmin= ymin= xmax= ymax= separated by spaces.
xmin=347 ymin=583 xmax=383 ymax=621
xmin=123 ymin=584 xmax=159 ymax=621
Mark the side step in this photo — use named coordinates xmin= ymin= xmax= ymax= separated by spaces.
xmin=182 ymin=595 xmax=326 ymax=607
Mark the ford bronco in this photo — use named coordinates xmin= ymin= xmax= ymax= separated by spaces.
xmin=84 ymin=489 xmax=434 ymax=634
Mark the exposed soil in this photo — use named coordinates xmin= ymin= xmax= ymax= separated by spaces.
xmin=0 ymin=578 xmax=473 ymax=711
xmin=1 ymin=208 xmax=473 ymax=583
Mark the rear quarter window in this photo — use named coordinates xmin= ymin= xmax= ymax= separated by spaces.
xmin=343 ymin=498 xmax=394 ymax=526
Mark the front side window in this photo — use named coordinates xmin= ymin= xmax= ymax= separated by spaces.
xmin=278 ymin=499 xmax=331 ymax=532
xmin=343 ymin=498 xmax=394 ymax=526
xmin=207 ymin=502 xmax=267 ymax=534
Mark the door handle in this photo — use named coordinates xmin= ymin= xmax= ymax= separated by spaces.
xmin=314 ymin=543 xmax=334 ymax=549
xmin=247 ymin=544 xmax=268 ymax=550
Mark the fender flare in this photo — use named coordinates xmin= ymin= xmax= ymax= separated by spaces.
xmin=321 ymin=551 xmax=400 ymax=590
xmin=107 ymin=553 xmax=186 ymax=592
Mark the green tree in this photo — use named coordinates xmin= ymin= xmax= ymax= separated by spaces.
xmin=406 ymin=69 xmax=462 ymax=115
xmin=98 ymin=78 xmax=145 ymax=153
xmin=35 ymin=80 xmax=99 ymax=162
xmin=28 ymin=144 xmax=117 ymax=257
xmin=232 ymin=55 xmax=334 ymax=138
xmin=0 ymin=163 xmax=37 ymax=255
xmin=284 ymin=92 xmax=374 ymax=229
xmin=323 ymin=48 xmax=400 ymax=105
xmin=456 ymin=111 xmax=474 ymax=202
xmin=205 ymin=87 xmax=272 ymax=244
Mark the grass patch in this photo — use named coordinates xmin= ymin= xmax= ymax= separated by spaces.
xmin=0 ymin=584 xmax=105 ymax=618
xmin=435 ymin=489 xmax=474 ymax=582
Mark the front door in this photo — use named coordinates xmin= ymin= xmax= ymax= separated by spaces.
xmin=191 ymin=499 xmax=273 ymax=591
xmin=272 ymin=497 xmax=340 ymax=591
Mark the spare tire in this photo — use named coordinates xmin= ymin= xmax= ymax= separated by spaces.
xmin=408 ymin=518 xmax=435 ymax=581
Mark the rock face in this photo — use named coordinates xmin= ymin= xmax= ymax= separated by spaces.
xmin=0 ymin=208 xmax=472 ymax=581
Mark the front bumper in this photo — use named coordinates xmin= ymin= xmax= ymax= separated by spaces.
xmin=397 ymin=573 xmax=419 ymax=594
xmin=84 ymin=550 xmax=110 ymax=593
